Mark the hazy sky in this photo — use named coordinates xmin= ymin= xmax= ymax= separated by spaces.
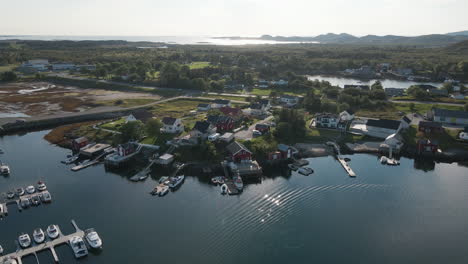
xmin=1 ymin=0 xmax=467 ymax=36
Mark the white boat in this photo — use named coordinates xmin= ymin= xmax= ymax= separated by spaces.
xmin=221 ymin=184 xmax=228 ymax=194
xmin=2 ymin=257 xmax=18 ymax=264
xmin=158 ymin=176 xmax=169 ymax=184
xmin=31 ymin=195 xmax=41 ymax=206
xmin=62 ymin=155 xmax=79 ymax=165
xmin=37 ymin=181 xmax=47 ymax=191
xmin=33 ymin=228 xmax=45 ymax=244
xmin=211 ymin=177 xmax=219 ymax=185
xmin=168 ymin=175 xmax=185 ymax=189
xmin=18 ymin=233 xmax=31 ymax=248
xmin=41 ymin=191 xmax=52 ymax=203
xmin=25 ymin=185 xmax=35 ymax=194
xmin=298 ymin=167 xmax=314 ymax=176
xmin=20 ymin=198 xmax=31 ymax=209
xmin=16 ymin=187 xmax=25 ymax=196
xmin=0 ymin=204 xmax=4 ymax=215
xmin=139 ymin=174 xmax=149 ymax=181
xmin=7 ymin=191 xmax=15 ymax=199
xmin=234 ymin=176 xmax=243 ymax=191
xmin=129 ymin=175 xmax=140 ymax=182
xmin=159 ymin=185 xmax=169 ymax=196
xmin=69 ymin=236 xmax=88 ymax=258
xmin=0 ymin=244 xmax=3 ymax=254
xmin=85 ymin=229 xmax=103 ymax=249
xmin=47 ymin=225 xmax=60 ymax=239
xmin=0 ymin=164 xmax=10 ymax=175
xmin=288 ymin=164 xmax=299 ymax=171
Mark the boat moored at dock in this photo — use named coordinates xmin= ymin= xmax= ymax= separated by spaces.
xmin=168 ymin=175 xmax=185 ymax=189
xmin=85 ymin=229 xmax=103 ymax=249
xmin=25 ymin=185 xmax=35 ymax=194
xmin=15 ymin=188 xmax=25 ymax=196
xmin=0 ymin=163 xmax=10 ymax=175
xmin=69 ymin=236 xmax=88 ymax=258
xmin=18 ymin=233 xmax=31 ymax=248
xmin=298 ymin=167 xmax=314 ymax=176
xmin=47 ymin=225 xmax=60 ymax=239
xmin=41 ymin=191 xmax=52 ymax=203
xmin=33 ymin=228 xmax=45 ymax=244
xmin=37 ymin=181 xmax=47 ymax=191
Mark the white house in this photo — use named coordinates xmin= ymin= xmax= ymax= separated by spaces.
xmin=211 ymin=99 xmax=231 ymax=109
xmin=339 ymin=110 xmax=355 ymax=121
xmin=161 ymin=117 xmax=184 ymax=134
xmin=197 ymin=103 xmax=211 ymax=111
xmin=315 ymin=114 xmax=339 ymax=128
xmin=280 ymin=95 xmax=299 ymax=106
xmin=156 ymin=154 xmax=174 ymax=165
xmin=350 ymin=119 xmax=403 ymax=139
xmin=126 ymin=114 xmax=137 ymax=122
xmin=190 ymin=121 xmax=217 ymax=139
xmin=450 ymin=93 xmax=465 ymax=100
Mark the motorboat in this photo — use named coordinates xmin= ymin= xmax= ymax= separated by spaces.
xmin=69 ymin=236 xmax=88 ymax=258
xmin=221 ymin=184 xmax=228 ymax=194
xmin=158 ymin=185 xmax=169 ymax=196
xmin=0 ymin=204 xmax=4 ymax=215
xmin=62 ymin=155 xmax=79 ymax=165
xmin=218 ymin=177 xmax=225 ymax=184
xmin=37 ymin=181 xmax=47 ymax=191
xmin=25 ymin=185 xmax=35 ymax=194
xmin=85 ymin=229 xmax=103 ymax=249
xmin=47 ymin=225 xmax=60 ymax=239
xmin=0 ymin=244 xmax=3 ymax=254
xmin=0 ymin=148 xmax=4 ymax=154
xmin=168 ymin=175 xmax=184 ymax=189
xmin=7 ymin=191 xmax=15 ymax=199
xmin=158 ymin=176 xmax=169 ymax=184
xmin=211 ymin=177 xmax=219 ymax=185
xmin=33 ymin=228 xmax=45 ymax=244
xmin=31 ymin=195 xmax=41 ymax=206
xmin=288 ymin=163 xmax=299 ymax=171
xmin=1 ymin=257 xmax=18 ymax=264
xmin=0 ymin=163 xmax=10 ymax=175
xmin=234 ymin=176 xmax=243 ymax=191
xmin=20 ymin=198 xmax=31 ymax=209
xmin=18 ymin=233 xmax=31 ymax=248
xmin=298 ymin=167 xmax=314 ymax=176
xmin=16 ymin=187 xmax=25 ymax=196
xmin=138 ymin=174 xmax=149 ymax=181
xmin=41 ymin=191 xmax=52 ymax=203
xmin=129 ymin=175 xmax=140 ymax=182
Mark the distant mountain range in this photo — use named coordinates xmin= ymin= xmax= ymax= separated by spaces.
xmin=215 ymin=31 xmax=468 ymax=46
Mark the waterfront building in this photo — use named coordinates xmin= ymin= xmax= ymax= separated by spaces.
xmin=430 ymin=108 xmax=468 ymax=126
xmin=71 ymin=137 xmax=89 ymax=150
xmin=227 ymin=141 xmax=252 ymax=163
xmin=161 ymin=117 xmax=184 ymax=134
xmin=190 ymin=121 xmax=216 ymax=139
xmin=211 ymin=99 xmax=231 ymax=109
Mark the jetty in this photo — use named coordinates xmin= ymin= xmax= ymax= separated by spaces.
xmin=71 ymin=148 xmax=114 ymax=171
xmin=0 ymin=220 xmax=88 ymax=264
xmin=1 ymin=190 xmax=52 ymax=218
xmin=130 ymin=158 xmax=156 ymax=181
xmin=327 ymin=141 xmax=356 ymax=177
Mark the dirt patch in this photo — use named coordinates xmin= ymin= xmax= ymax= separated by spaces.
xmin=44 ymin=121 xmax=97 ymax=148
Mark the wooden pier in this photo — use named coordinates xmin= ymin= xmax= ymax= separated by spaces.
xmin=71 ymin=148 xmax=113 ymax=171
xmin=0 ymin=220 xmax=86 ymax=264
xmin=327 ymin=141 xmax=356 ymax=177
xmin=0 ymin=190 xmax=52 ymax=218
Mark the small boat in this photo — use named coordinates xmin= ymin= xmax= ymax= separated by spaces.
xmin=31 ymin=195 xmax=41 ymax=206
xmin=129 ymin=175 xmax=140 ymax=182
xmin=138 ymin=174 xmax=149 ymax=181
xmin=168 ymin=175 xmax=185 ymax=189
xmin=344 ymin=157 xmax=351 ymax=162
xmin=0 ymin=204 xmax=4 ymax=215
xmin=62 ymin=155 xmax=79 ymax=165
xmin=1 ymin=257 xmax=18 ymax=264
xmin=41 ymin=191 xmax=52 ymax=203
xmin=20 ymin=198 xmax=31 ymax=209
xmin=218 ymin=177 xmax=225 ymax=184
xmin=47 ymin=225 xmax=60 ymax=239
xmin=7 ymin=191 xmax=15 ymax=199
xmin=0 ymin=163 xmax=10 ymax=175
xmin=69 ymin=236 xmax=88 ymax=258
xmin=288 ymin=164 xmax=299 ymax=171
xmin=158 ymin=176 xmax=169 ymax=184
xmin=25 ymin=185 xmax=35 ymax=194
xmin=158 ymin=185 xmax=169 ymax=196
xmin=37 ymin=181 xmax=47 ymax=192
xmin=234 ymin=176 xmax=243 ymax=191
xmin=0 ymin=244 xmax=3 ymax=254
xmin=16 ymin=187 xmax=25 ymax=196
xmin=211 ymin=177 xmax=219 ymax=185
xmin=85 ymin=229 xmax=103 ymax=249
xmin=33 ymin=228 xmax=45 ymax=244
xmin=18 ymin=233 xmax=31 ymax=248
xmin=298 ymin=167 xmax=314 ymax=176
xmin=221 ymin=184 xmax=228 ymax=194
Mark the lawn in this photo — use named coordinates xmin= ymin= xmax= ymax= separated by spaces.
xmin=302 ymin=127 xmax=341 ymax=143
xmin=150 ymin=98 xmax=211 ymax=118
xmin=392 ymin=96 xmax=467 ymax=104
xmin=0 ymin=64 xmax=18 ymax=73
xmin=100 ymin=117 xmax=126 ymax=131
xmin=250 ymin=88 xmax=304 ymax=96
xmin=356 ymin=102 xmax=465 ymax=120
xmin=188 ymin=61 xmax=212 ymax=69
xmin=203 ymin=94 xmax=248 ymax=102
xmin=394 ymin=102 xmax=464 ymax=114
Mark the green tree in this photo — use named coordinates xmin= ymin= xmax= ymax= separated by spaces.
xmin=119 ymin=121 xmax=144 ymax=142
xmin=465 ymin=102 xmax=468 ymax=112
xmin=145 ymin=119 xmax=162 ymax=144
xmin=409 ymin=102 xmax=416 ymax=112
xmin=371 ymin=81 xmax=383 ymax=90
xmin=1 ymin=71 xmax=17 ymax=81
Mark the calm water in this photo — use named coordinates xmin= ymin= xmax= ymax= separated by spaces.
xmin=307 ymin=75 xmax=446 ymax=89
xmin=1 ymin=131 xmax=468 ymax=263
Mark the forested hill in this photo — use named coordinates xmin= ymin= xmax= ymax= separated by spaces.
xmin=216 ymin=33 xmax=468 ymax=47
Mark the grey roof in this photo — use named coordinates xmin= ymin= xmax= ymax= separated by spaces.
xmin=259 ymin=99 xmax=270 ymax=106
xmin=227 ymin=141 xmax=251 ymax=155
xmin=212 ymin=99 xmax=230 ymax=105
xmin=250 ymin=103 xmax=262 ymax=110
xmin=277 ymin=144 xmax=291 ymax=152
xmin=192 ymin=121 xmax=211 ymax=133
xmin=402 ymin=116 xmax=412 ymax=124
xmin=366 ymin=119 xmax=401 ymax=130
xmin=419 ymin=121 xmax=442 ymax=128
xmin=198 ymin=103 xmax=210 ymax=108
xmin=162 ymin=117 xmax=177 ymax=125
xmin=433 ymin=108 xmax=468 ymax=119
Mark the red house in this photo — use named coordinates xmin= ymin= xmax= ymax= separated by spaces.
xmin=72 ymin=137 xmax=88 ymax=150
xmin=255 ymin=123 xmax=270 ymax=134
xmin=227 ymin=141 xmax=252 ymax=162
xmin=219 ymin=106 xmax=243 ymax=121
xmin=419 ymin=121 xmax=443 ymax=134
xmin=417 ymin=139 xmax=438 ymax=154
xmin=116 ymin=143 xmax=136 ymax=156
xmin=278 ymin=144 xmax=294 ymax=159
xmin=207 ymin=115 xmax=235 ymax=132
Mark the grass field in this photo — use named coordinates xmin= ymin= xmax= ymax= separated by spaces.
xmin=250 ymin=88 xmax=304 ymax=96
xmin=188 ymin=62 xmax=211 ymax=69
xmin=150 ymin=98 xmax=211 ymax=118
xmin=357 ymin=102 xmax=465 ymax=120
xmin=203 ymin=94 xmax=249 ymax=102
xmin=402 ymin=125 xmax=468 ymax=150
xmin=0 ymin=64 xmax=18 ymax=73
xmin=100 ymin=117 xmax=126 ymax=131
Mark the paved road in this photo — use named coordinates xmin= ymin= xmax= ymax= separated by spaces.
xmin=234 ymin=115 xmax=274 ymax=140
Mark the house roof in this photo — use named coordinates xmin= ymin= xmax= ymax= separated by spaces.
xmin=198 ymin=103 xmax=210 ymax=108
xmin=255 ymin=123 xmax=270 ymax=129
xmin=250 ymin=103 xmax=263 ymax=110
xmin=259 ymin=99 xmax=270 ymax=106
xmin=162 ymin=117 xmax=177 ymax=125
xmin=281 ymin=95 xmax=298 ymax=99
xmin=192 ymin=121 xmax=212 ymax=133
xmin=366 ymin=119 xmax=401 ymax=130
xmin=212 ymin=99 xmax=230 ymax=105
xmin=402 ymin=116 xmax=412 ymax=124
xmin=227 ymin=141 xmax=251 ymax=155
xmin=73 ymin=137 xmax=88 ymax=143
xmin=219 ymin=106 xmax=242 ymax=116
xmin=345 ymin=109 xmax=355 ymax=115
xmin=207 ymin=115 xmax=233 ymax=125
xmin=419 ymin=121 xmax=442 ymax=128
xmin=131 ymin=110 xmax=153 ymax=122
xmin=433 ymin=108 xmax=468 ymax=119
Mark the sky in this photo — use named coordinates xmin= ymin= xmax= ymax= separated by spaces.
xmin=1 ymin=0 xmax=467 ymax=37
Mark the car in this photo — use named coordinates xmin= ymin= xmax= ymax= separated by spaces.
xmin=252 ymin=130 xmax=262 ymax=137
xmin=208 ymin=133 xmax=220 ymax=142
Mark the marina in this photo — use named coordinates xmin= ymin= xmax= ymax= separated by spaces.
xmin=0 ymin=183 xmax=52 ymax=218
xmin=0 ymin=220 xmax=99 ymax=264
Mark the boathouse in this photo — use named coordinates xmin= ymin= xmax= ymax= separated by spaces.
xmin=227 ymin=141 xmax=252 ymax=163
xmin=417 ymin=139 xmax=439 ymax=154
xmin=72 ymin=137 xmax=88 ymax=150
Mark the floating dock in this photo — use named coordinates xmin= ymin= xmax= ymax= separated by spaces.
xmin=72 ymin=148 xmax=114 ymax=171
xmin=327 ymin=141 xmax=356 ymax=177
xmin=0 ymin=220 xmax=88 ymax=264
xmin=0 ymin=190 xmax=52 ymax=218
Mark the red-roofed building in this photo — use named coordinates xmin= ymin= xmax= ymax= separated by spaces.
xmin=219 ymin=106 xmax=243 ymax=121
